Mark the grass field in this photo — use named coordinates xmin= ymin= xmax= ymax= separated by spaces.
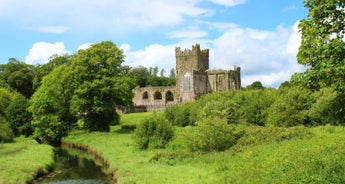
xmin=120 ymin=111 xmax=158 ymax=126
xmin=63 ymin=113 xmax=345 ymax=184
xmin=0 ymin=137 xmax=54 ymax=184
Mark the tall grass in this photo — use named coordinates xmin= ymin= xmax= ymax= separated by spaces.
xmin=63 ymin=112 xmax=345 ymax=183
xmin=0 ymin=137 xmax=54 ymax=184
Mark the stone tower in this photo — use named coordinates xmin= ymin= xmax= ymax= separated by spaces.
xmin=175 ymin=44 xmax=209 ymax=103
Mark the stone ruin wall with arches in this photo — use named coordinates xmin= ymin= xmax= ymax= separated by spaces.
xmin=132 ymin=44 xmax=241 ymax=112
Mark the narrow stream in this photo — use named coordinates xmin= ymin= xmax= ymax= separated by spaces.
xmin=35 ymin=147 xmax=112 ymax=184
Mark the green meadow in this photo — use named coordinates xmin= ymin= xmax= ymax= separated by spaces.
xmin=63 ymin=112 xmax=345 ymax=184
xmin=0 ymin=137 xmax=54 ymax=184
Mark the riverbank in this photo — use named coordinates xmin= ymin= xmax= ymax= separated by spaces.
xmin=63 ymin=116 xmax=345 ymax=183
xmin=61 ymin=140 xmax=117 ymax=183
xmin=0 ymin=137 xmax=54 ymax=184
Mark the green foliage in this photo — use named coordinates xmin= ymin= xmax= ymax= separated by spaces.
xmin=308 ymin=87 xmax=339 ymax=125
xmin=28 ymin=66 xmax=73 ymax=143
xmin=68 ymin=41 xmax=135 ymax=132
xmin=129 ymin=66 xmax=150 ymax=87
xmin=185 ymin=117 xmax=238 ymax=152
xmin=147 ymin=75 xmax=176 ymax=86
xmin=5 ymin=93 xmax=32 ymax=136
xmin=246 ymin=81 xmax=264 ymax=89
xmin=0 ymin=116 xmax=14 ymax=142
xmin=0 ymin=58 xmax=35 ymax=98
xmin=235 ymin=89 xmax=277 ymax=126
xmin=32 ymin=54 xmax=72 ymax=90
xmin=267 ymin=86 xmax=312 ymax=127
xmin=129 ymin=66 xmax=176 ymax=87
xmin=201 ymin=100 xmax=240 ymax=124
xmin=0 ymin=87 xmax=14 ymax=117
xmin=133 ymin=114 xmax=174 ymax=150
xmin=165 ymin=89 xmax=277 ymax=127
xmin=297 ymin=0 xmax=345 ymax=91
xmin=164 ymin=103 xmax=195 ymax=126
xmin=233 ymin=126 xmax=311 ymax=151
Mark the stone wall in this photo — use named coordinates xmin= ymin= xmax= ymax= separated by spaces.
xmin=132 ymin=86 xmax=178 ymax=111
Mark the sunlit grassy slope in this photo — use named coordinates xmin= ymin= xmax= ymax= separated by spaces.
xmin=63 ymin=113 xmax=345 ymax=184
xmin=0 ymin=137 xmax=54 ymax=184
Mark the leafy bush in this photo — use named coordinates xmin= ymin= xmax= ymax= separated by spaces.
xmin=234 ymin=126 xmax=311 ymax=149
xmin=267 ymin=86 xmax=312 ymax=127
xmin=308 ymin=87 xmax=338 ymax=125
xmin=234 ymin=89 xmax=277 ymax=126
xmin=164 ymin=103 xmax=195 ymax=126
xmin=5 ymin=94 xmax=32 ymax=136
xmin=200 ymin=100 xmax=240 ymax=124
xmin=184 ymin=117 xmax=238 ymax=152
xmin=0 ymin=116 xmax=14 ymax=142
xmin=133 ymin=114 xmax=174 ymax=150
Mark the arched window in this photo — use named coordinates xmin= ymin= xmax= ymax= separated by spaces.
xmin=183 ymin=72 xmax=191 ymax=91
xmin=154 ymin=91 xmax=162 ymax=100
xmin=143 ymin=91 xmax=148 ymax=99
xmin=166 ymin=91 xmax=174 ymax=102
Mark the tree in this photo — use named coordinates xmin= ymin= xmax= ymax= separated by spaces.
xmin=246 ymin=81 xmax=264 ymax=90
xmin=160 ymin=68 xmax=165 ymax=77
xmin=169 ymin=68 xmax=176 ymax=78
xmin=33 ymin=54 xmax=72 ymax=90
xmin=5 ymin=93 xmax=32 ymax=136
xmin=296 ymin=0 xmax=345 ymax=124
xmin=297 ymin=0 xmax=345 ymax=90
xmin=28 ymin=66 xmax=74 ymax=143
xmin=67 ymin=41 xmax=135 ymax=132
xmin=0 ymin=87 xmax=15 ymax=142
xmin=0 ymin=116 xmax=14 ymax=142
xmin=267 ymin=86 xmax=312 ymax=127
xmin=0 ymin=58 xmax=35 ymax=98
xmin=129 ymin=66 xmax=150 ymax=87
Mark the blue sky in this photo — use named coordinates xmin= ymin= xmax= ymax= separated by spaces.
xmin=0 ymin=0 xmax=308 ymax=87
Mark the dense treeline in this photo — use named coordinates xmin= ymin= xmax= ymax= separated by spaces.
xmin=129 ymin=66 xmax=176 ymax=87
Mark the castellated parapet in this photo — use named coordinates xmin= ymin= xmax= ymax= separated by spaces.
xmin=132 ymin=44 xmax=241 ymax=111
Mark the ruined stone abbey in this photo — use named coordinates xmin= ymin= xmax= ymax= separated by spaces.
xmin=132 ymin=44 xmax=241 ymax=111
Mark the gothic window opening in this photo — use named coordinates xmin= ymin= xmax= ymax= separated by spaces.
xmin=166 ymin=91 xmax=174 ymax=102
xmin=154 ymin=91 xmax=162 ymax=100
xmin=143 ymin=91 xmax=148 ymax=99
xmin=183 ymin=72 xmax=191 ymax=91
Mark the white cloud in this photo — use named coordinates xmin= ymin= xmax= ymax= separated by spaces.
xmin=25 ymin=26 xmax=69 ymax=34
xmin=77 ymin=43 xmax=91 ymax=51
xmin=122 ymin=43 xmax=176 ymax=72
xmin=122 ymin=23 xmax=304 ymax=88
xmin=208 ymin=0 xmax=246 ymax=6
xmin=25 ymin=42 xmax=69 ymax=65
xmin=0 ymin=0 xmax=212 ymax=33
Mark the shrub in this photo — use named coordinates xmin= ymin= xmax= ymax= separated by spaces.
xmin=200 ymin=100 xmax=240 ymax=124
xmin=267 ymin=86 xmax=312 ymax=127
xmin=164 ymin=103 xmax=194 ymax=126
xmin=308 ymin=87 xmax=338 ymax=125
xmin=184 ymin=117 xmax=238 ymax=152
xmin=133 ymin=114 xmax=174 ymax=150
xmin=5 ymin=94 xmax=32 ymax=136
xmin=0 ymin=116 xmax=14 ymax=142
xmin=235 ymin=89 xmax=277 ymax=126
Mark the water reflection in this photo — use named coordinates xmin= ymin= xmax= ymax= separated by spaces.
xmin=35 ymin=148 xmax=111 ymax=184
